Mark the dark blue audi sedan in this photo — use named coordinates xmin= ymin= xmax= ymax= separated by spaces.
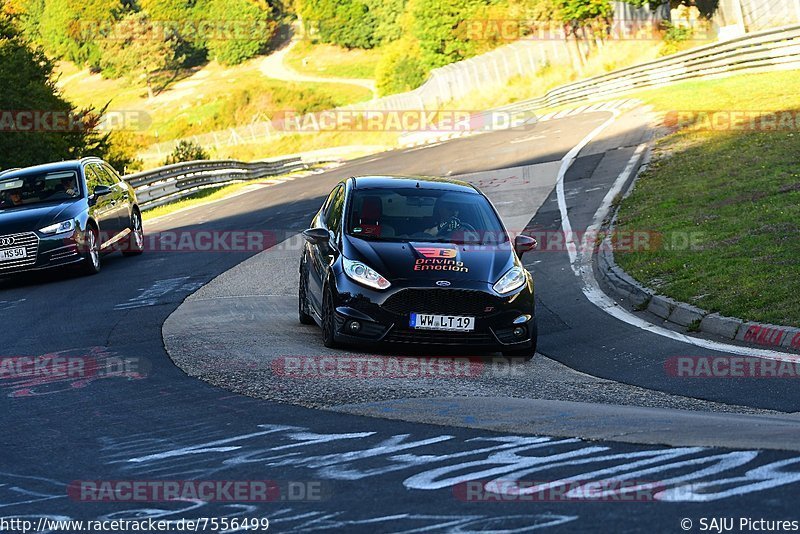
xmin=0 ymin=157 xmax=144 ymax=276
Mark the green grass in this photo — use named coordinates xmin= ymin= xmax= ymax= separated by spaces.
xmin=285 ymin=41 xmax=381 ymax=79
xmin=56 ymin=57 xmax=373 ymax=144
xmin=614 ymin=69 xmax=800 ymax=326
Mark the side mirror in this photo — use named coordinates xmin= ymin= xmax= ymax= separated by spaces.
xmin=302 ymin=227 xmax=331 ymax=245
xmin=514 ymin=235 xmax=538 ymax=256
xmin=93 ymin=185 xmax=112 ymax=198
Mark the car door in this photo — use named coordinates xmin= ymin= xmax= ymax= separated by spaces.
xmin=307 ymin=184 xmax=344 ymax=313
xmin=103 ymin=163 xmax=132 ymax=229
xmin=84 ymin=164 xmax=119 ymax=245
xmin=92 ymin=164 xmax=126 ymax=240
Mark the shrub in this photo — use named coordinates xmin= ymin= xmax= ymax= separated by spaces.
xmin=163 ymin=140 xmax=210 ymax=166
xmin=375 ymin=36 xmax=427 ymax=95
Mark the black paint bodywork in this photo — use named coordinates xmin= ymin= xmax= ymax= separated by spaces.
xmin=299 ymin=175 xmax=536 ymax=353
xmin=0 ymin=158 xmax=141 ymax=275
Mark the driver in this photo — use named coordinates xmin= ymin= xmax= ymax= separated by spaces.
xmin=424 ymin=199 xmax=461 ymax=237
xmin=61 ymin=176 xmax=78 ymax=197
xmin=0 ymin=191 xmax=23 ymax=207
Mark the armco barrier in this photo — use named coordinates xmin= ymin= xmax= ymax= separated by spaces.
xmin=124 ymin=157 xmax=311 ymax=211
xmin=497 ymin=24 xmax=800 ymax=114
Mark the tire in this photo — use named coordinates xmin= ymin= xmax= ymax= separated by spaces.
xmin=122 ymin=209 xmax=144 ymax=257
xmin=321 ymin=287 xmax=339 ymax=348
xmin=79 ymin=225 xmax=101 ymax=276
xmin=502 ymin=318 xmax=538 ymax=361
xmin=298 ymin=264 xmax=315 ymax=325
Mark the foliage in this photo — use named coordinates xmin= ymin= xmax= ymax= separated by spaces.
xmin=99 ymin=12 xmax=185 ymax=98
xmin=0 ymin=6 xmax=109 ymax=169
xmin=194 ymin=0 xmax=277 ymax=65
xmin=298 ymin=0 xmax=378 ymax=49
xmin=38 ymin=0 xmax=127 ymax=69
xmin=163 ymin=140 xmax=210 ymax=165
xmin=104 ymin=129 xmax=145 ymax=173
xmin=375 ymin=36 xmax=426 ymax=95
xmin=658 ymin=21 xmax=694 ymax=56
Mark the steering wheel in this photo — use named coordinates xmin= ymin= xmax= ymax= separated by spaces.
xmin=438 ymin=217 xmax=478 ymax=237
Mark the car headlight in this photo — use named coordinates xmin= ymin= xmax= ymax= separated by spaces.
xmin=343 ymin=257 xmax=391 ymax=290
xmin=39 ymin=220 xmax=76 ymax=235
xmin=493 ymin=266 xmax=527 ymax=294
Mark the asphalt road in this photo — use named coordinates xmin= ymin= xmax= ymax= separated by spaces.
xmin=2 ymin=107 xmax=800 ymax=532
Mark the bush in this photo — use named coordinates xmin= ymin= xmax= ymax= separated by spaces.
xmin=375 ymin=36 xmax=426 ymax=95
xmin=659 ymin=22 xmax=694 ymax=56
xmin=104 ymin=130 xmax=145 ymax=174
xmin=163 ymin=140 xmax=210 ymax=166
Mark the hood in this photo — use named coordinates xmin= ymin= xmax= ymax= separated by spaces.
xmin=344 ymin=236 xmax=515 ymax=284
xmin=0 ymin=200 xmax=80 ymax=235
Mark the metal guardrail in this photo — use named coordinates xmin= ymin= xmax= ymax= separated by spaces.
xmin=497 ymin=24 xmax=800 ymax=113
xmin=125 ymin=156 xmax=311 ymax=211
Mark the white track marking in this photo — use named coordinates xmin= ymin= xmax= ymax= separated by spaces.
xmin=555 ymin=118 xmax=800 ymax=362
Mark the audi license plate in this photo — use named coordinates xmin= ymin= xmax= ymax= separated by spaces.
xmin=410 ymin=313 xmax=475 ymax=332
xmin=0 ymin=247 xmax=26 ymax=262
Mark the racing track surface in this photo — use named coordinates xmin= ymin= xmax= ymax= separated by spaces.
xmin=3 ymin=105 xmax=800 ymax=532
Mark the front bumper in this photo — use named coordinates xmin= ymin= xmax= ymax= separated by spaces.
xmin=0 ymin=230 xmax=85 ymax=275
xmin=330 ymin=273 xmax=536 ymax=350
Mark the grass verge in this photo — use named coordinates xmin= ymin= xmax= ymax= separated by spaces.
xmin=284 ymin=41 xmax=382 ymax=79
xmin=614 ymin=69 xmax=800 ymax=327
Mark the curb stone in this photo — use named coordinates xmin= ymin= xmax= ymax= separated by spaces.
xmin=593 ymin=140 xmax=800 ymax=354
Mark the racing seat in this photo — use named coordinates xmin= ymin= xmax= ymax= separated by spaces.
xmin=356 ymin=196 xmax=394 ymax=238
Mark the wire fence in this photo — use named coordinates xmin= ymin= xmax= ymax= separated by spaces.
xmin=138 ymin=0 xmax=799 ymax=160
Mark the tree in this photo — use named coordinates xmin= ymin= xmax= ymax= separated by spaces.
xmin=375 ymin=36 xmax=426 ymax=95
xmin=410 ymin=0 xmax=477 ymax=69
xmin=297 ymin=0 xmax=378 ymax=49
xmin=37 ymin=0 xmax=126 ymax=68
xmin=195 ymin=0 xmax=276 ymax=65
xmin=0 ymin=5 xmax=109 ymax=169
xmin=99 ymin=12 xmax=185 ymax=99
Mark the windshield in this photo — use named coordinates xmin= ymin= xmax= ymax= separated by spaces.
xmin=0 ymin=170 xmax=81 ymax=209
xmin=347 ymin=188 xmax=508 ymax=244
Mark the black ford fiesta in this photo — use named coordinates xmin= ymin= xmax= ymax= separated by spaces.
xmin=299 ymin=175 xmax=538 ymax=358
xmin=0 ymin=158 xmax=144 ymax=277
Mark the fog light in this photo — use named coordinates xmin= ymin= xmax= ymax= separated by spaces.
xmin=513 ymin=327 xmax=526 ymax=337
xmin=348 ymin=321 xmax=362 ymax=334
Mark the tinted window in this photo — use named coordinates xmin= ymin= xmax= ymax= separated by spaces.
xmin=93 ymin=164 xmax=116 ymax=186
xmin=0 ymin=169 xmax=81 ymax=208
xmin=325 ymin=185 xmax=345 ymax=234
xmin=347 ymin=188 xmax=507 ymax=244
xmin=102 ymin=164 xmax=122 ymax=183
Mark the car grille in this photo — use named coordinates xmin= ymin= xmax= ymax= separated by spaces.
xmin=0 ymin=232 xmax=39 ymax=271
xmin=382 ymin=288 xmax=503 ymax=317
xmin=385 ymin=327 xmax=497 ymax=346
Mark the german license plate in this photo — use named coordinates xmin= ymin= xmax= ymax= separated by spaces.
xmin=0 ymin=247 xmax=26 ymax=262
xmin=410 ymin=313 xmax=475 ymax=332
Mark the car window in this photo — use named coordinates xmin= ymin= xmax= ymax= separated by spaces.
xmin=325 ymin=185 xmax=345 ymax=235
xmin=0 ymin=169 xmax=81 ymax=207
xmin=102 ymin=164 xmax=122 ymax=184
xmin=84 ymin=165 xmax=100 ymax=192
xmin=93 ymin=164 xmax=116 ymax=186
